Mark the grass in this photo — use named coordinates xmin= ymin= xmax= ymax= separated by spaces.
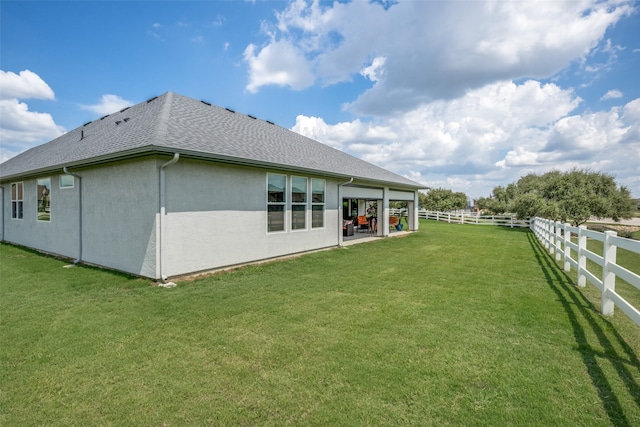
xmin=1 ymin=220 xmax=639 ymax=426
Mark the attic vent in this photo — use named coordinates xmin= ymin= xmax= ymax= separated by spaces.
xmin=225 ymin=108 xmax=235 ymax=113
xmin=80 ymin=130 xmax=85 ymax=140
xmin=120 ymin=107 xmax=130 ymax=113
xmin=266 ymin=120 xmax=275 ymax=125
xmin=146 ymin=96 xmax=158 ymax=103
xmin=201 ymin=100 xmax=212 ymax=106
xmin=115 ymin=120 xmax=122 ymax=125
xmin=248 ymin=115 xmax=257 ymax=120
xmin=123 ymin=117 xmax=130 ymax=122
xmin=83 ymin=121 xmax=91 ymax=127
xmin=100 ymin=115 xmax=108 ymax=120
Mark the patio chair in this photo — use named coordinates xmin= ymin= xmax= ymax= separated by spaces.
xmin=356 ymin=215 xmax=369 ymax=233
xmin=389 ymin=216 xmax=400 ymax=230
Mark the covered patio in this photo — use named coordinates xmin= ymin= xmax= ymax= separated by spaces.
xmin=342 ymin=226 xmax=410 ymax=245
xmin=338 ymin=182 xmax=419 ymax=246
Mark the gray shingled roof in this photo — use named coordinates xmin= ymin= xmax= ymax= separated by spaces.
xmin=0 ymin=92 xmax=422 ymax=188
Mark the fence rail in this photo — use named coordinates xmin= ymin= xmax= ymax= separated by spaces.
xmin=418 ymin=210 xmax=530 ymax=228
xmin=532 ymin=217 xmax=640 ymax=326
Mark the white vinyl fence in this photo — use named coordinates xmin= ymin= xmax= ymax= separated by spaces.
xmin=532 ymin=217 xmax=640 ymax=326
xmin=419 ymin=210 xmax=530 ymax=228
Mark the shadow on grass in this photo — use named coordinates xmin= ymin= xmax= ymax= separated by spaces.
xmin=0 ymin=241 xmax=147 ymax=285
xmin=527 ymin=233 xmax=640 ymax=426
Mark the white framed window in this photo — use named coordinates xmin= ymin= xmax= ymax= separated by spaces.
xmin=311 ymin=178 xmax=325 ymax=228
xmin=60 ymin=174 xmax=74 ymax=188
xmin=291 ymin=176 xmax=307 ymax=230
xmin=267 ymin=173 xmax=286 ymax=232
xmin=11 ymin=182 xmax=23 ymax=219
xmin=37 ymin=178 xmax=51 ymax=222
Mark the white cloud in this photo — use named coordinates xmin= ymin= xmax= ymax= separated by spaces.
xmin=0 ymin=70 xmax=65 ymax=161
xmin=360 ymin=57 xmax=386 ymax=83
xmin=293 ymin=79 xmax=639 ymax=197
xmin=292 ymin=115 xmax=393 ymax=151
xmin=601 ymin=89 xmax=623 ymax=100
xmin=0 ymin=99 xmax=64 ymax=146
xmin=80 ymin=94 xmax=134 ymax=116
xmin=0 ymin=69 xmax=55 ymax=100
xmin=245 ymin=0 xmax=632 ymax=115
xmin=244 ymin=40 xmax=315 ymax=93
xmin=256 ymin=1 xmax=639 ymax=197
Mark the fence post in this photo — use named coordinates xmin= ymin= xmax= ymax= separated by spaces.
xmin=548 ymin=221 xmax=555 ymax=255
xmin=577 ymin=225 xmax=587 ymax=287
xmin=544 ymin=220 xmax=550 ymax=251
xmin=461 ymin=213 xmax=464 ymax=224
xmin=510 ymin=217 xmax=513 ymax=228
xmin=448 ymin=213 xmax=451 ymax=223
xmin=555 ymin=221 xmax=562 ymax=261
xmin=563 ymin=223 xmax=571 ymax=271
xmin=601 ymin=230 xmax=617 ymax=316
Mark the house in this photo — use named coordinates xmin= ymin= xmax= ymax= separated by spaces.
xmin=0 ymin=92 xmax=423 ymax=280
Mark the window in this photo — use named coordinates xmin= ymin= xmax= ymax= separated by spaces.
xmin=291 ymin=176 xmax=307 ymax=230
xmin=311 ymin=178 xmax=325 ymax=228
xmin=11 ymin=182 xmax=23 ymax=219
xmin=267 ymin=174 xmax=286 ymax=232
xmin=37 ymin=178 xmax=51 ymax=222
xmin=60 ymin=174 xmax=74 ymax=188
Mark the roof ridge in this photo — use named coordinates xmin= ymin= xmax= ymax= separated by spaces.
xmin=153 ymin=92 xmax=173 ymax=147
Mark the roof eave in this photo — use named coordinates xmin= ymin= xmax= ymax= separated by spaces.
xmin=1 ymin=145 xmax=424 ymax=190
xmin=153 ymin=147 xmax=424 ymax=190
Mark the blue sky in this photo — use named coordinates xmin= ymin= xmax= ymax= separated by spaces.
xmin=1 ymin=0 xmax=639 ymax=199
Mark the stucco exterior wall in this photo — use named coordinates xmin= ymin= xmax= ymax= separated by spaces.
xmin=161 ymin=159 xmax=339 ymax=277
xmin=79 ymin=158 xmax=159 ymax=277
xmin=2 ymin=175 xmax=80 ymax=258
xmin=2 ymin=154 xmax=412 ymax=280
xmin=1 ymin=158 xmax=159 ymax=277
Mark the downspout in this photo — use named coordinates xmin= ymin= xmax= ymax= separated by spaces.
xmin=0 ymin=185 xmax=4 ymax=242
xmin=338 ymin=177 xmax=354 ymax=246
xmin=159 ymin=153 xmax=180 ymax=281
xmin=63 ymin=167 xmax=82 ymax=264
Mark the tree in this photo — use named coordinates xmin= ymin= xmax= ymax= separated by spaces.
xmin=485 ymin=169 xmax=635 ymax=225
xmin=421 ymin=188 xmax=469 ymax=211
xmin=476 ymin=186 xmax=509 ymax=214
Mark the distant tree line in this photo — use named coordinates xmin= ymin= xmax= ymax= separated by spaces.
xmin=419 ymin=188 xmax=468 ymax=212
xmin=476 ymin=169 xmax=635 ymax=226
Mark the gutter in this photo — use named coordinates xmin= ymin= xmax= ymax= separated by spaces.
xmin=63 ymin=167 xmax=82 ymax=264
xmin=1 ymin=146 xmax=423 ymax=191
xmin=338 ymin=177 xmax=354 ymax=246
xmin=158 ymin=153 xmax=180 ymax=281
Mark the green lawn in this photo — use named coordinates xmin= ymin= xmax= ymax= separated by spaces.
xmin=1 ymin=220 xmax=639 ymax=426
